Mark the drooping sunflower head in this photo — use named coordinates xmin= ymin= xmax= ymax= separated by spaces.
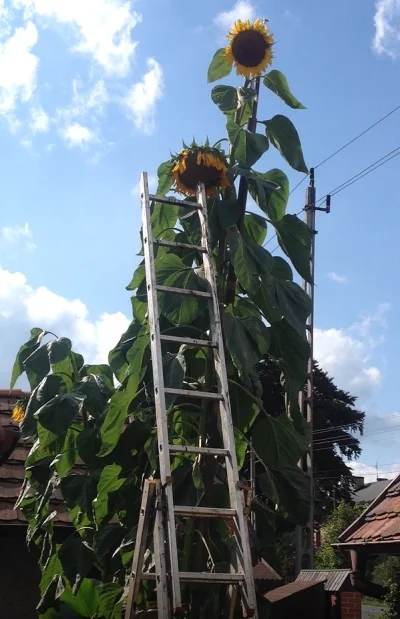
xmin=172 ymin=144 xmax=230 ymax=197
xmin=225 ymin=18 xmax=274 ymax=78
xmin=11 ymin=399 xmax=27 ymax=424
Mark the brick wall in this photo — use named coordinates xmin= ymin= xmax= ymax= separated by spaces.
xmin=341 ymin=591 xmax=362 ymax=619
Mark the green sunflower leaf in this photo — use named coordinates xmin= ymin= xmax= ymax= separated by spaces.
xmin=263 ymin=70 xmax=306 ymax=110
xmin=227 ymin=120 xmax=269 ymax=168
xmin=207 ymin=48 xmax=232 ymax=83
xmin=157 ymin=160 xmax=174 ymax=195
xmin=211 ymin=85 xmax=256 ymax=123
xmin=274 ymin=214 xmax=313 ymax=282
xmin=248 ymin=168 xmax=289 ymax=221
xmin=263 ymin=115 xmax=308 ymax=174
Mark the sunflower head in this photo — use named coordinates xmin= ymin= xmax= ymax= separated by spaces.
xmin=11 ymin=399 xmax=27 ymax=424
xmin=225 ymin=18 xmax=274 ymax=78
xmin=172 ymin=143 xmax=230 ymax=197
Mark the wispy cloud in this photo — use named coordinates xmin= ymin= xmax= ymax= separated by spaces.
xmin=60 ymin=122 xmax=97 ymax=148
xmin=214 ymin=0 xmax=255 ymax=31
xmin=30 ymin=104 xmax=50 ymax=133
xmin=1 ymin=222 xmax=36 ymax=250
xmin=373 ymin=0 xmax=400 ymax=58
xmin=327 ymin=272 xmax=348 ymax=284
xmin=124 ymin=58 xmax=164 ymax=134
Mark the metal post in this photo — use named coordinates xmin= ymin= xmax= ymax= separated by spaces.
xmin=294 ymin=171 xmax=330 ymax=575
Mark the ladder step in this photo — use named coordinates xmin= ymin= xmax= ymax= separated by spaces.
xmin=160 ymin=334 xmax=217 ymax=348
xmin=149 ymin=194 xmax=202 ymax=209
xmin=154 ymin=239 xmax=206 ymax=253
xmin=156 ymin=285 xmax=212 ymax=299
xmin=164 ymin=388 xmax=223 ymax=401
xmin=169 ymin=445 xmax=230 ymax=457
xmin=175 ymin=506 xmax=236 ymax=519
xmin=141 ymin=572 xmax=244 ymax=584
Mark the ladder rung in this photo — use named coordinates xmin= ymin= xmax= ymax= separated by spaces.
xmin=149 ymin=194 xmax=202 ymax=209
xmin=156 ymin=285 xmax=212 ymax=298
xmin=164 ymin=388 xmax=223 ymax=401
xmin=141 ymin=572 xmax=244 ymax=584
xmin=169 ymin=445 xmax=229 ymax=457
xmin=154 ymin=239 xmax=206 ymax=253
xmin=175 ymin=506 xmax=236 ymax=519
xmin=160 ymin=335 xmax=217 ymax=348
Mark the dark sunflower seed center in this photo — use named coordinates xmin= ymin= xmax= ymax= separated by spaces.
xmin=178 ymin=151 xmax=223 ymax=190
xmin=231 ymin=29 xmax=268 ymax=68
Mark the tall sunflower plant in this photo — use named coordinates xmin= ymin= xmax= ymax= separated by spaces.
xmin=11 ymin=18 xmax=312 ymax=619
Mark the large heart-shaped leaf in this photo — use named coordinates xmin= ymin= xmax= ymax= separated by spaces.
xmin=58 ymin=536 xmax=95 ymax=594
xmin=10 ymin=327 xmax=47 ymax=389
xmin=207 ymin=48 xmax=232 ymax=83
xmin=252 ymin=413 xmax=310 ymax=469
xmin=248 ymin=168 xmax=289 ymax=221
xmin=151 ymin=202 xmax=178 ymax=240
xmin=35 ymin=393 xmax=84 ymax=436
xmin=227 ymin=120 xmax=269 ymax=167
xmin=223 ymin=302 xmax=270 ymax=376
xmin=156 ymin=160 xmax=174 ymax=194
xmin=264 ymin=115 xmax=308 ymax=173
xmin=266 ymin=277 xmax=311 ymax=338
xmin=263 ymin=70 xmax=306 ymax=110
xmin=274 ymin=214 xmax=312 ymax=282
xmin=259 ymin=464 xmax=310 ymax=525
xmin=244 ymin=213 xmax=268 ymax=245
xmin=156 ymin=253 xmax=207 ymax=324
xmin=21 ymin=375 xmax=63 ymax=439
xmin=93 ymin=465 xmax=125 ymax=526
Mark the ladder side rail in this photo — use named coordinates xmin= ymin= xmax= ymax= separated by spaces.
xmin=140 ymin=172 xmax=182 ymax=613
xmin=125 ymin=480 xmax=156 ymax=619
xmin=154 ymin=482 xmax=171 ymax=619
xmin=196 ymin=183 xmax=257 ymax=617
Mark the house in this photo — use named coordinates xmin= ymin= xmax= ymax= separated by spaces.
xmin=334 ymin=474 xmax=400 ymax=600
xmin=353 ymin=476 xmax=390 ymax=506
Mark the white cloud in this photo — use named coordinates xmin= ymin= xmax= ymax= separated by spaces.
xmin=1 ymin=222 xmax=36 ymax=250
xmin=373 ymin=0 xmax=400 ymax=58
xmin=351 ymin=461 xmax=398 ymax=484
xmin=124 ymin=58 xmax=163 ymax=133
xmin=30 ymin=104 xmax=49 ymax=133
xmin=315 ymin=304 xmax=390 ymax=403
xmin=13 ymin=0 xmax=142 ymax=76
xmin=214 ymin=0 xmax=255 ymax=31
xmin=60 ymin=78 xmax=109 ymax=121
xmin=0 ymin=21 xmax=39 ymax=115
xmin=0 ymin=265 xmax=130 ymax=387
xmin=60 ymin=122 xmax=97 ymax=148
xmin=327 ymin=272 xmax=348 ymax=284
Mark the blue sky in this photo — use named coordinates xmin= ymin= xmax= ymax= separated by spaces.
xmin=0 ymin=0 xmax=399 ymax=483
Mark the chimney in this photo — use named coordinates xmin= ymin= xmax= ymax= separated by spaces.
xmin=353 ymin=477 xmax=364 ymax=491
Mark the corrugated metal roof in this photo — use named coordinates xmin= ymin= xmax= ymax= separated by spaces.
xmin=339 ymin=474 xmax=400 ymax=546
xmin=354 ymin=480 xmax=391 ymax=505
xmin=297 ymin=569 xmax=350 ymax=591
xmin=253 ymin=559 xmax=282 ymax=581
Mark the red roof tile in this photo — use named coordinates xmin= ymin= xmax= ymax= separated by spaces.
xmin=0 ymin=392 xmax=71 ymax=527
xmin=338 ymin=475 xmax=400 ymax=546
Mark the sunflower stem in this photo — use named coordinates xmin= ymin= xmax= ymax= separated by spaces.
xmin=225 ymin=76 xmax=261 ymax=305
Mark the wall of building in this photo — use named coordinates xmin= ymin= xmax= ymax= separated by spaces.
xmin=0 ymin=533 xmax=40 ymax=619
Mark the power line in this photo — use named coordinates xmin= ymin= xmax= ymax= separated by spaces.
xmin=314 ymin=423 xmax=400 ymax=446
xmin=289 ymin=101 xmax=400 ymax=197
xmin=316 ymin=461 xmax=400 ymax=475
xmin=313 ymin=413 xmax=400 ymax=435
xmin=313 ymin=431 xmax=400 ymax=452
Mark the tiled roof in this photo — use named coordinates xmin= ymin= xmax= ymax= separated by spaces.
xmin=297 ymin=569 xmax=350 ymax=591
xmin=338 ymin=474 xmax=400 ymax=546
xmin=0 ymin=391 xmax=71 ymax=526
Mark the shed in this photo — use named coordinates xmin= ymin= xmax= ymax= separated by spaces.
xmin=297 ymin=569 xmax=362 ymax=619
xmin=262 ymin=580 xmax=326 ymax=619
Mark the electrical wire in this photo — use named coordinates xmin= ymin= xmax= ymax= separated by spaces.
xmin=288 ymin=101 xmax=400 ymax=197
xmin=313 ymin=413 xmax=400 ymax=435
xmin=313 ymin=424 xmax=400 ymax=446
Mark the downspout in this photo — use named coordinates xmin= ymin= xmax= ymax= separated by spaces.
xmin=350 ymin=549 xmax=388 ymax=600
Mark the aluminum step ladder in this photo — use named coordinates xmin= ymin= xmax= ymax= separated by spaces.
xmin=125 ymin=172 xmax=257 ymax=618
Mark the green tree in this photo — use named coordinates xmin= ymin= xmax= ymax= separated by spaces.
xmin=257 ymin=357 xmax=365 ymax=522
xmin=315 ymin=500 xmax=364 ymax=569
xmin=11 ymin=16 xmax=314 ymax=618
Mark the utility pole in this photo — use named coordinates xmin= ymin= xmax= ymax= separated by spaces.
xmin=295 ymin=169 xmax=330 ymax=574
